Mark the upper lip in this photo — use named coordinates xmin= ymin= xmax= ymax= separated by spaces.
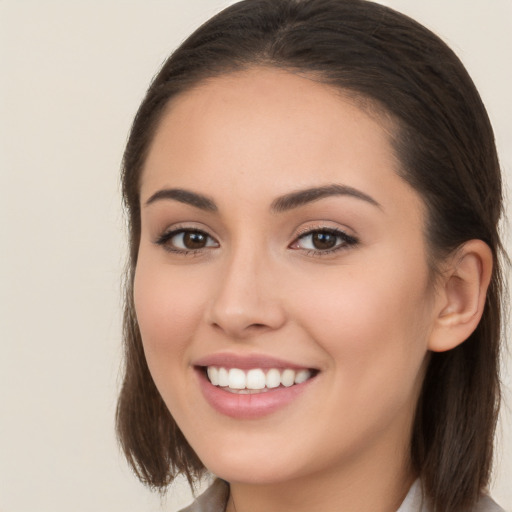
xmin=193 ymin=352 xmax=317 ymax=371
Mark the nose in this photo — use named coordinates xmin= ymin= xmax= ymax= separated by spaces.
xmin=206 ymin=248 xmax=287 ymax=339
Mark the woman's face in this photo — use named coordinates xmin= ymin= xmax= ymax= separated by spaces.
xmin=134 ymin=68 xmax=438 ymax=485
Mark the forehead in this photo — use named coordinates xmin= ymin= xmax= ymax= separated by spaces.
xmin=148 ymin=67 xmax=396 ymax=159
xmin=140 ymin=67 xmax=420 ymax=220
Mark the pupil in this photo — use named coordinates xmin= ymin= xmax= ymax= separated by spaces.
xmin=184 ymin=232 xmax=206 ymax=249
xmin=313 ymin=232 xmax=336 ymax=250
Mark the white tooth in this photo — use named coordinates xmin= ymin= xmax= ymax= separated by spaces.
xmin=281 ymin=369 xmax=296 ymax=387
xmin=246 ymin=369 xmax=266 ymax=390
xmin=294 ymin=369 xmax=311 ymax=384
xmin=228 ymin=368 xmax=246 ymax=389
xmin=266 ymin=368 xmax=281 ymax=388
xmin=207 ymin=366 xmax=219 ymax=385
xmin=218 ymin=367 xmax=229 ymax=387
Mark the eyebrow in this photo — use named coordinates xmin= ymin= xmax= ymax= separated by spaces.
xmin=144 ymin=183 xmax=381 ymax=213
xmin=270 ymin=184 xmax=381 ymax=213
xmin=145 ymin=188 xmax=217 ymax=211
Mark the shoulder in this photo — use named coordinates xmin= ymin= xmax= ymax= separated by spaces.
xmin=473 ymin=494 xmax=507 ymax=512
xmin=178 ymin=479 xmax=229 ymax=512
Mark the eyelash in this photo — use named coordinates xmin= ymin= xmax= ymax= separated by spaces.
xmin=292 ymin=227 xmax=358 ymax=256
xmin=154 ymin=226 xmax=358 ymax=257
xmin=155 ymin=227 xmax=218 ymax=256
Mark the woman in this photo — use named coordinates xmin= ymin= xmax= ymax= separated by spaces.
xmin=116 ymin=1 xmax=506 ymax=511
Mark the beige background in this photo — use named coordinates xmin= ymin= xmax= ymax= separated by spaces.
xmin=1 ymin=1 xmax=510 ymax=511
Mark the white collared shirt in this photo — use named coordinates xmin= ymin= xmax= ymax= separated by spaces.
xmin=179 ymin=478 xmax=505 ymax=512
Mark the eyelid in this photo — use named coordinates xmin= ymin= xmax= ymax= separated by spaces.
xmin=294 ymin=223 xmax=357 ymax=240
xmin=153 ymin=221 xmax=218 ymax=242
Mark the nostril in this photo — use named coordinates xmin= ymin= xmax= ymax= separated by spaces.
xmin=206 ymin=295 xmax=287 ymax=336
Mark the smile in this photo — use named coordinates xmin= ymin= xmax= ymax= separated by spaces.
xmin=206 ymin=366 xmax=314 ymax=393
xmin=193 ymin=354 xmax=320 ymax=419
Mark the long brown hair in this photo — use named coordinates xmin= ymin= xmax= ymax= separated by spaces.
xmin=116 ymin=1 xmax=505 ymax=510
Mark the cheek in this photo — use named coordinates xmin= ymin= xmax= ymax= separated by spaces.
xmin=289 ymin=255 xmax=432 ymax=404
xmin=133 ymin=260 xmax=206 ymax=372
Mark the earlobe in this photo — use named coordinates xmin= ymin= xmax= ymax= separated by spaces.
xmin=428 ymin=240 xmax=493 ymax=353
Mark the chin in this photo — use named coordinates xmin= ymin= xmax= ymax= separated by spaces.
xmin=188 ymin=431 xmax=316 ymax=486
xmin=208 ymin=459 xmax=303 ymax=486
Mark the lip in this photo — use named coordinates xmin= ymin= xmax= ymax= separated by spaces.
xmin=193 ymin=352 xmax=318 ymax=419
xmin=193 ymin=352 xmax=314 ymax=370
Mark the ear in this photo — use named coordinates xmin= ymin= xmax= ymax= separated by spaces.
xmin=428 ymin=240 xmax=493 ymax=352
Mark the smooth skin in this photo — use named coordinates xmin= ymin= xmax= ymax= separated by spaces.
xmin=134 ymin=68 xmax=492 ymax=512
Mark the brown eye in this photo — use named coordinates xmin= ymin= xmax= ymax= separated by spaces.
xmin=156 ymin=229 xmax=219 ymax=253
xmin=182 ymin=231 xmax=208 ymax=249
xmin=291 ymin=228 xmax=358 ymax=254
xmin=311 ymin=232 xmax=338 ymax=250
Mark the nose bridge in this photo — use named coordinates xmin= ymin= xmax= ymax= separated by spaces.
xmin=207 ymin=239 xmax=285 ymax=337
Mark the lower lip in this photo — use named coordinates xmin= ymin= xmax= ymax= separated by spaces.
xmin=196 ymin=369 xmax=315 ymax=419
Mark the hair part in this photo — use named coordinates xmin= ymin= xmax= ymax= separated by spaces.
xmin=116 ymin=1 xmax=504 ymax=510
